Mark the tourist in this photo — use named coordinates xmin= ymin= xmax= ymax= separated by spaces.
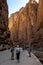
xmin=27 ymin=46 xmax=32 ymax=57
xmin=16 ymin=45 xmax=20 ymax=62
xmin=11 ymin=45 xmax=14 ymax=60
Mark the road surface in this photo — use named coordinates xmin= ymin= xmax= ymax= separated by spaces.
xmin=0 ymin=48 xmax=42 ymax=65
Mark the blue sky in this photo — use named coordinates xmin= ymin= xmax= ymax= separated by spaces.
xmin=7 ymin=0 xmax=39 ymax=17
xmin=7 ymin=0 xmax=29 ymax=17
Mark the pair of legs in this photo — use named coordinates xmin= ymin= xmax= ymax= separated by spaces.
xmin=16 ymin=53 xmax=20 ymax=62
xmin=11 ymin=52 xmax=14 ymax=60
xmin=29 ymin=51 xmax=31 ymax=57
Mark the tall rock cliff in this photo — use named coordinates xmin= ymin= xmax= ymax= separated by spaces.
xmin=28 ymin=0 xmax=38 ymax=32
xmin=8 ymin=0 xmax=43 ymax=48
xmin=0 ymin=0 xmax=11 ymax=48
xmin=37 ymin=0 xmax=43 ymax=28
xmin=9 ymin=12 xmax=20 ymax=42
xmin=33 ymin=0 xmax=43 ymax=48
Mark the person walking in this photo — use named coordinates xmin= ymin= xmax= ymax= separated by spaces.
xmin=11 ymin=46 xmax=14 ymax=60
xmin=16 ymin=45 xmax=20 ymax=62
xmin=29 ymin=47 xmax=32 ymax=57
xmin=27 ymin=46 xmax=32 ymax=57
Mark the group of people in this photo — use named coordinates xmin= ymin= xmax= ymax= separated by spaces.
xmin=11 ymin=45 xmax=20 ymax=62
xmin=11 ymin=45 xmax=32 ymax=62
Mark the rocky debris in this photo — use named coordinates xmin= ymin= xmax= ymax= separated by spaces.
xmin=32 ymin=49 xmax=43 ymax=64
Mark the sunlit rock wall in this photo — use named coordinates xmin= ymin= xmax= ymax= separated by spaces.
xmin=8 ymin=0 xmax=43 ymax=48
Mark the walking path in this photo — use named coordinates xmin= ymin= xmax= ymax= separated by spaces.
xmin=0 ymin=48 xmax=42 ymax=65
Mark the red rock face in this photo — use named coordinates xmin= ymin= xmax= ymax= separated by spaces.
xmin=9 ymin=0 xmax=43 ymax=47
xmin=37 ymin=0 xmax=43 ymax=28
xmin=0 ymin=0 xmax=11 ymax=45
xmin=0 ymin=0 xmax=8 ymax=29
xmin=31 ymin=0 xmax=43 ymax=48
xmin=34 ymin=0 xmax=43 ymax=48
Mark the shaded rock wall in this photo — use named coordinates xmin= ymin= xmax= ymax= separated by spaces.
xmin=33 ymin=0 xmax=43 ymax=48
xmin=0 ymin=0 xmax=8 ymax=29
xmin=0 ymin=0 xmax=11 ymax=46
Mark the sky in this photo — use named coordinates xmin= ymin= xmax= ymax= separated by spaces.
xmin=7 ymin=0 xmax=39 ymax=17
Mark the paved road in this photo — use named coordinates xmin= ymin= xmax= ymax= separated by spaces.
xmin=0 ymin=49 xmax=42 ymax=65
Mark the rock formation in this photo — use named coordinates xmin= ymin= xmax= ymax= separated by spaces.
xmin=8 ymin=0 xmax=43 ymax=48
xmin=37 ymin=0 xmax=43 ymax=28
xmin=0 ymin=0 xmax=11 ymax=49
xmin=33 ymin=0 xmax=43 ymax=48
